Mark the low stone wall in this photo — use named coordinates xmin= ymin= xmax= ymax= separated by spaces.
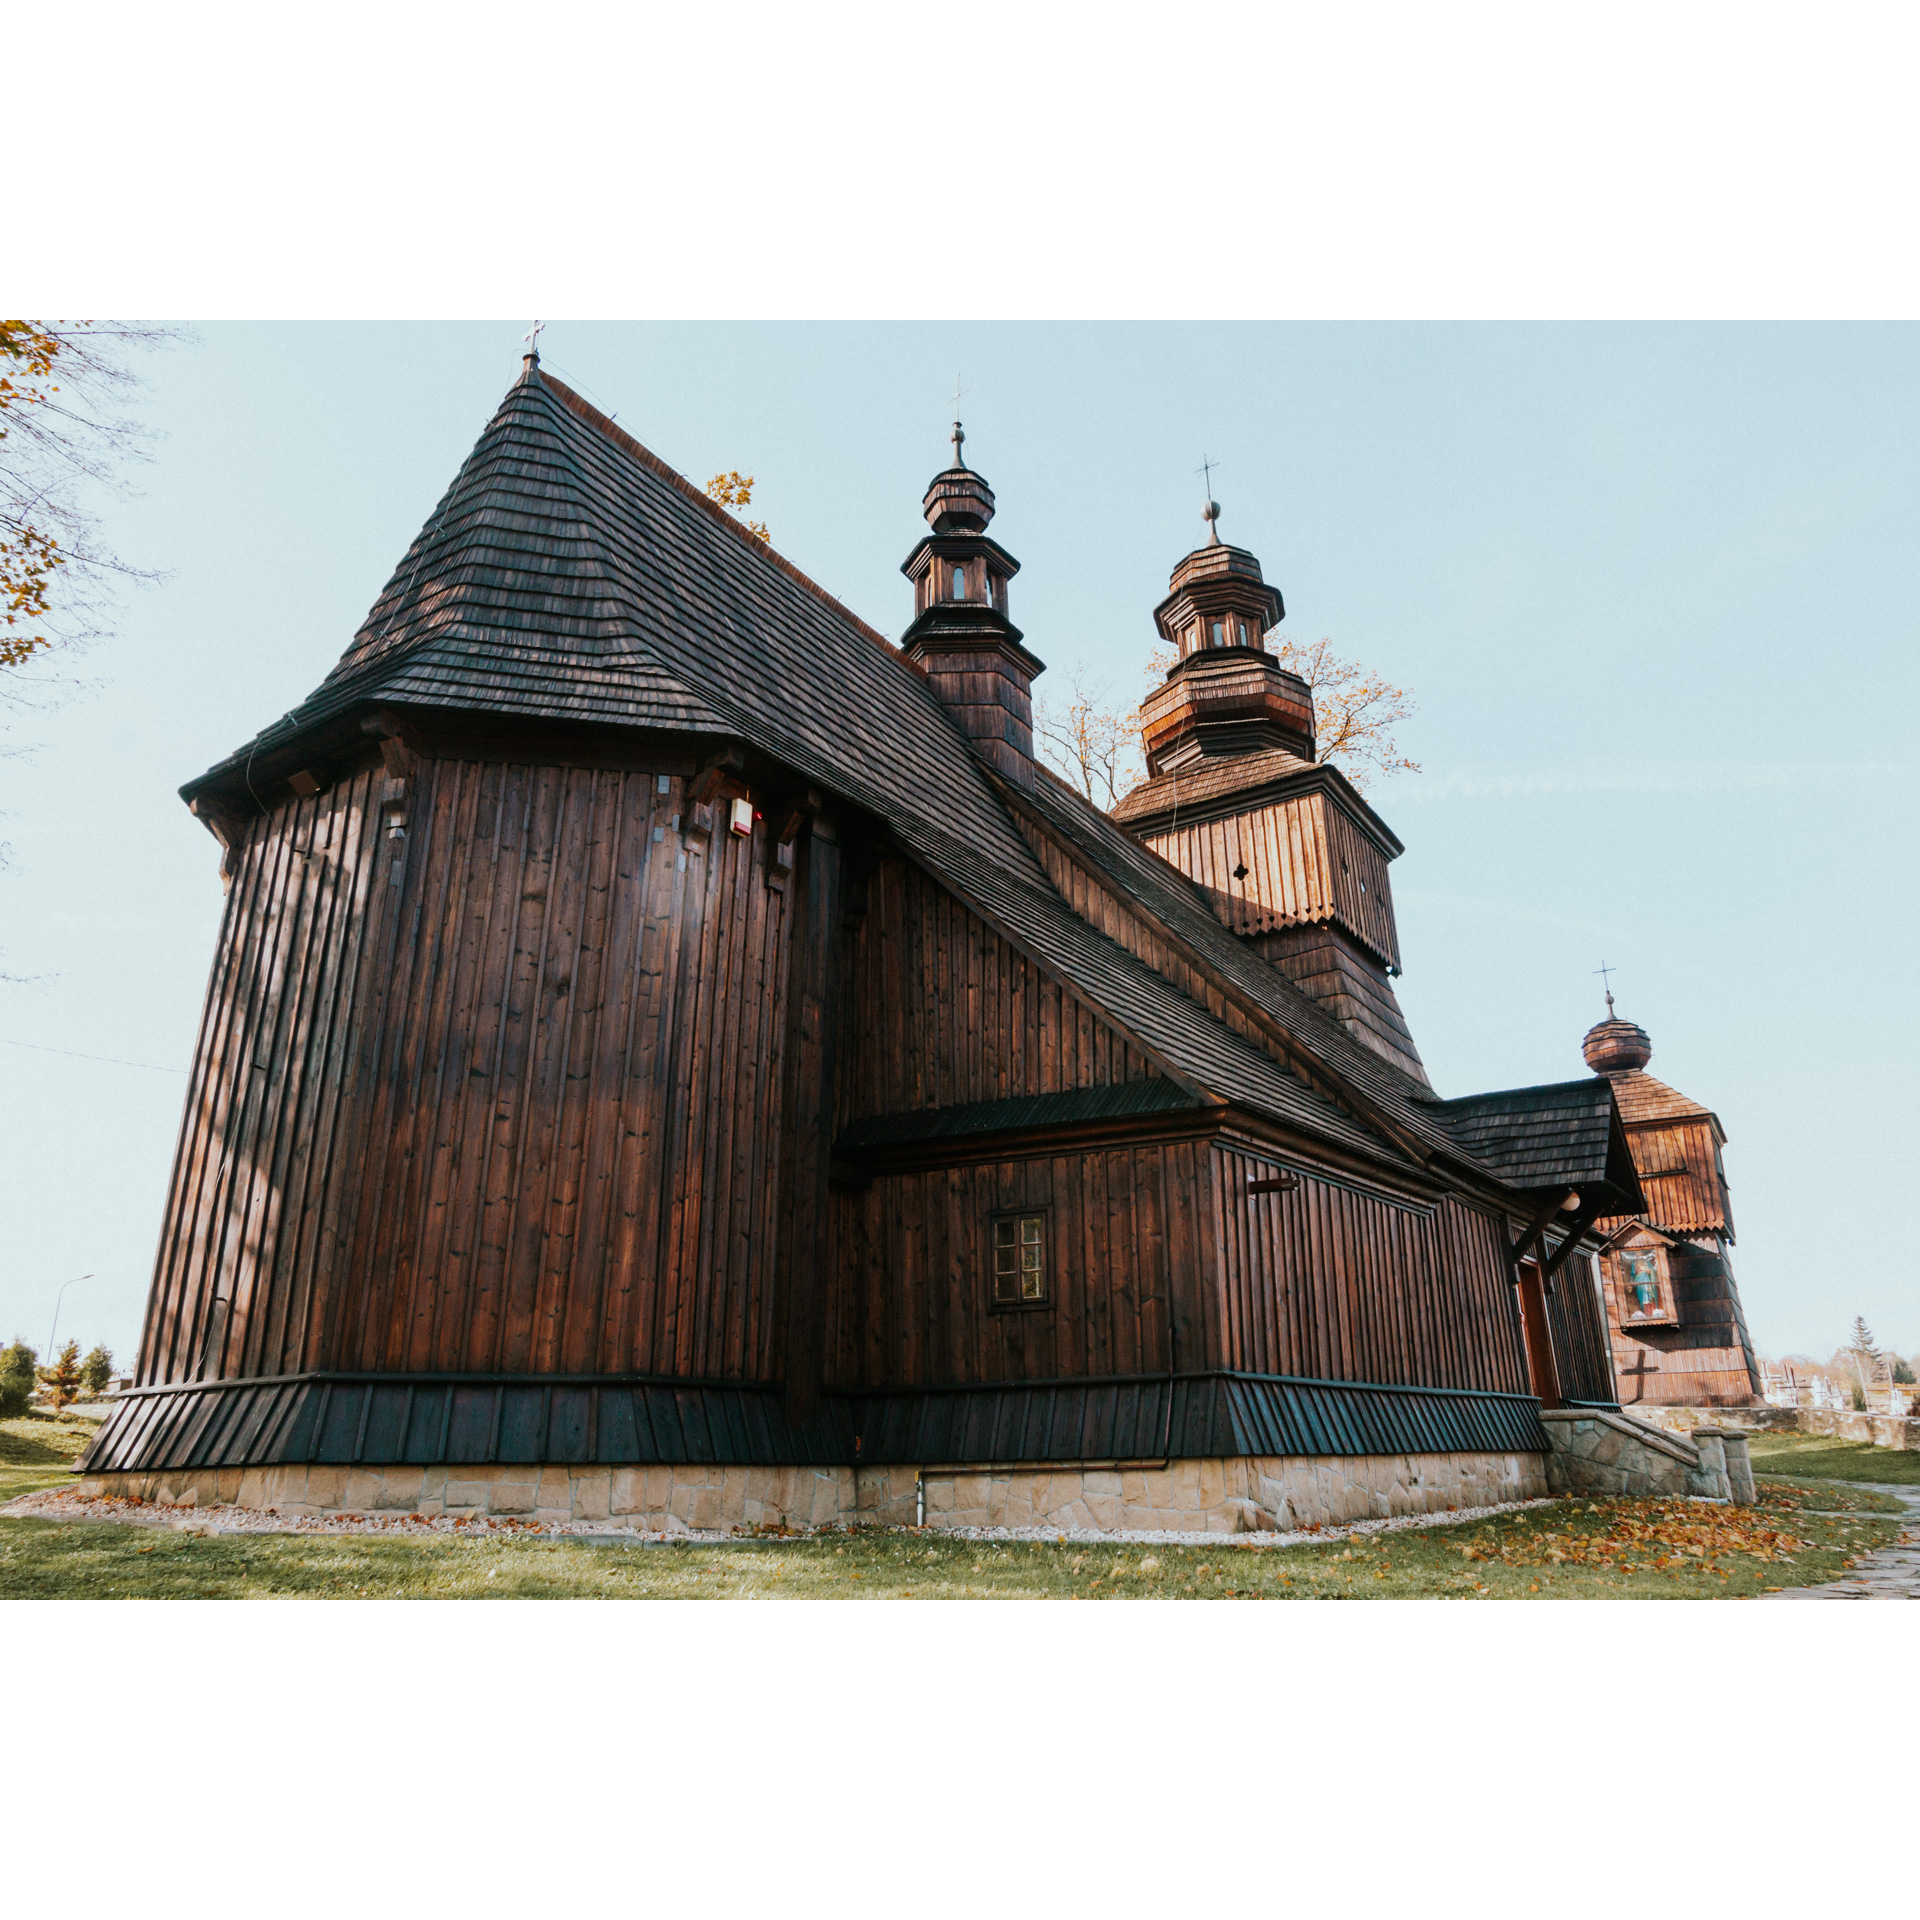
xmin=1629 ymin=1405 xmax=1920 ymax=1451
xmin=75 ymin=1447 xmax=1548 ymax=1534
xmin=1539 ymin=1409 xmax=1753 ymax=1503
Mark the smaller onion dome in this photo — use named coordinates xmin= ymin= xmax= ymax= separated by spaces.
xmin=1583 ymin=1014 xmax=1652 ymax=1074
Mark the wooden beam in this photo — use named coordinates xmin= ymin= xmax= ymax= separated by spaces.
xmin=1507 ymin=1191 xmax=1574 ymax=1278
xmin=1540 ymin=1193 xmax=1607 ymax=1293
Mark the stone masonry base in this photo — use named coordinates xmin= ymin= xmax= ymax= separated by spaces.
xmin=1539 ymin=1408 xmax=1755 ymax=1503
xmin=75 ymin=1448 xmax=1546 ymax=1534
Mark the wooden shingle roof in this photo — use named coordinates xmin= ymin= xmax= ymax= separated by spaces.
xmin=183 ymin=365 xmax=1581 ymax=1197
xmin=1431 ymin=1079 xmax=1645 ymax=1212
xmin=1605 ymin=1070 xmax=1719 ymax=1131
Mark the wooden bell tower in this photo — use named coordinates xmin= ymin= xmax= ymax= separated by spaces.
xmin=1114 ymin=503 xmax=1427 ymax=1084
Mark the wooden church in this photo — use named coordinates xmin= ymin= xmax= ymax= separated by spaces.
xmin=1581 ymin=1002 xmax=1761 ymax=1408
xmin=80 ymin=351 xmax=1651 ymax=1532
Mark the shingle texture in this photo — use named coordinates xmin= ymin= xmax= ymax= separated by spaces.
xmin=1431 ymin=1078 xmax=1638 ymax=1203
xmin=1113 ymin=744 xmax=1318 ymax=823
xmin=1604 ymin=1070 xmax=1715 ymax=1127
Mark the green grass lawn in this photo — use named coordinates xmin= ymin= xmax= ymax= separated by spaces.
xmin=0 ymin=1486 xmax=1895 ymax=1600
xmin=1746 ymin=1432 xmax=1920 ymax=1486
xmin=0 ymin=1411 xmax=103 ymax=1502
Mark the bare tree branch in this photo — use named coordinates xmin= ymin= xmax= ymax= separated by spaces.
xmin=1034 ymin=662 xmax=1146 ymax=809
xmin=1 ymin=319 xmax=186 ymax=706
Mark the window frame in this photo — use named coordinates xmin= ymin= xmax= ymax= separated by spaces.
xmin=988 ymin=1207 xmax=1052 ymax=1312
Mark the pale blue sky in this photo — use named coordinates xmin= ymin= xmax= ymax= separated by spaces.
xmin=3 ymin=322 xmax=1914 ymax=1367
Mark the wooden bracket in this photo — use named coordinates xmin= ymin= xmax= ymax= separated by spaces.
xmin=1508 ymin=1191 xmax=1575 ymax=1280
xmin=188 ymin=794 xmax=253 ymax=886
xmin=1539 ymin=1193 xmax=1607 ymax=1294
xmin=1247 ymin=1173 xmax=1299 ymax=1196
xmin=360 ymin=712 xmax=416 ymax=779
xmin=691 ymin=746 xmax=747 ymax=807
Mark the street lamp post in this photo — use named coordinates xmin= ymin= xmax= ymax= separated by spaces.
xmin=45 ymin=1273 xmax=92 ymax=1379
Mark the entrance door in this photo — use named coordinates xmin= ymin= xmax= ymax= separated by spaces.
xmin=1515 ymin=1257 xmax=1563 ymax=1410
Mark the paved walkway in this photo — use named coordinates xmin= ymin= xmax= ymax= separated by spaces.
xmin=1762 ymin=1484 xmax=1920 ymax=1600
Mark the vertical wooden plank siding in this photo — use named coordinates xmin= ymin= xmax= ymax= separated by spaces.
xmin=1205 ymin=1143 xmax=1535 ymax=1395
xmin=834 ymin=857 xmax=1158 ymax=1131
xmin=139 ymin=753 xmax=797 ymax=1388
xmin=826 ymin=1141 xmax=1202 ymax=1391
xmin=1135 ymin=793 xmax=1400 ymax=969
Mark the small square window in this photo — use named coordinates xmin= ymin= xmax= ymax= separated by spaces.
xmin=992 ymin=1211 xmax=1048 ymax=1308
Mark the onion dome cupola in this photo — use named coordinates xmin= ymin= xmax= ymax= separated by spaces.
xmin=899 ymin=420 xmax=1045 ymax=789
xmin=1582 ymin=990 xmax=1654 ymax=1075
xmin=1138 ymin=501 xmax=1314 ymax=776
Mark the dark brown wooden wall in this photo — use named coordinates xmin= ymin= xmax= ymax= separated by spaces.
xmin=827 ymin=1143 xmax=1206 ymax=1390
xmin=835 ymin=855 xmax=1161 ymax=1128
xmin=1542 ymin=1248 xmax=1617 ymax=1404
xmin=1205 ymin=1142 xmax=1534 ymax=1392
xmin=141 ymin=753 xmax=796 ymax=1388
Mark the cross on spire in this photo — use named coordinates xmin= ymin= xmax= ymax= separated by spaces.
xmin=523 ymin=319 xmax=545 ymax=363
xmin=949 ymin=374 xmax=969 ymax=468
xmin=1594 ymin=959 xmax=1618 ymax=1017
xmin=1196 ymin=454 xmax=1222 ymax=544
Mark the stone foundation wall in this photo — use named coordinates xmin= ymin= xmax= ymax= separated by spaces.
xmin=73 ymin=1463 xmax=856 ymax=1532
xmin=1628 ymin=1405 xmax=1920 ymax=1452
xmin=1540 ymin=1409 xmax=1753 ymax=1503
xmin=858 ymin=1450 xmax=1545 ymax=1532
xmin=75 ymin=1447 xmax=1547 ymax=1533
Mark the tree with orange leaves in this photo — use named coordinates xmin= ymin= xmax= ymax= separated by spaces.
xmin=1 ymin=318 xmax=177 ymax=696
xmin=1267 ymin=634 xmax=1419 ymax=792
xmin=705 ymin=470 xmax=769 ymax=543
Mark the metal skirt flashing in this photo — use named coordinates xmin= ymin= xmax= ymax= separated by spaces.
xmin=77 ymin=1371 xmax=1553 ymax=1476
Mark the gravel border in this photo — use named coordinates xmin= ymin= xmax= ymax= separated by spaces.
xmin=1 ymin=1485 xmax=1558 ymax=1547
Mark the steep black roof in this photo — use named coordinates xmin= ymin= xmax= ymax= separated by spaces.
xmin=186 ymin=364 xmax=1586 ymax=1194
xmin=1432 ymin=1079 xmax=1645 ymax=1212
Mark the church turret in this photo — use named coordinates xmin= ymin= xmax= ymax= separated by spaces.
xmin=1140 ymin=507 xmax=1313 ymax=771
xmin=1579 ymin=992 xmax=1761 ymax=1407
xmin=1114 ymin=500 xmax=1427 ymax=1085
xmin=899 ymin=421 xmax=1045 ymax=789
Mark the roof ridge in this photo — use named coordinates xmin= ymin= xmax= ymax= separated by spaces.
xmin=535 ymin=370 xmax=919 ymax=678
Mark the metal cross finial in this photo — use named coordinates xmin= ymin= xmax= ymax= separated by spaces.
xmin=1196 ymin=455 xmax=1222 ymax=543
xmin=1594 ymin=959 xmax=1617 ymax=1018
xmin=523 ymin=319 xmax=545 ymax=362
xmin=950 ymin=374 xmax=968 ymax=467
